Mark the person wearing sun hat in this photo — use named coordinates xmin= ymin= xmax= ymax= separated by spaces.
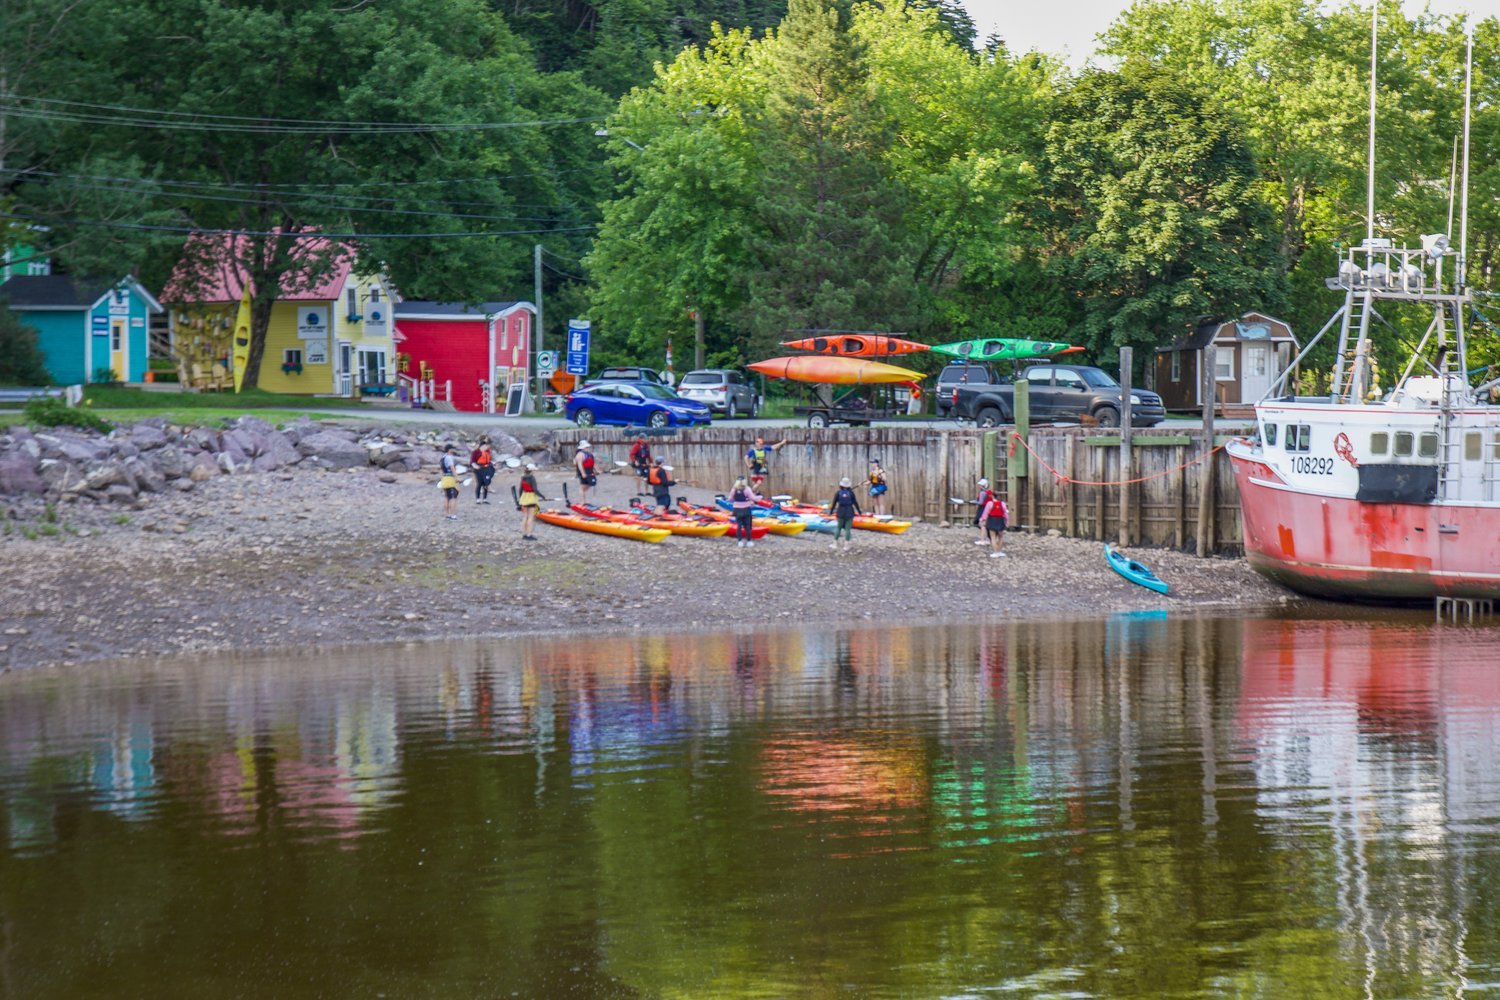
xmin=827 ymin=475 xmax=861 ymax=553
xmin=516 ymin=462 xmax=546 ymax=539
xmin=573 ymin=439 xmax=597 ymax=501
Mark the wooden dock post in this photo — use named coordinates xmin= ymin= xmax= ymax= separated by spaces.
xmin=1196 ymin=345 xmax=1217 ymax=557
xmin=1065 ymin=433 xmax=1078 ymax=537
xmin=1119 ymin=346 xmax=1133 ymax=547
xmin=1008 ymin=381 xmax=1030 ymax=526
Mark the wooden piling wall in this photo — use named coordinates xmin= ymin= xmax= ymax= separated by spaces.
xmin=554 ymin=423 xmax=1251 ymax=553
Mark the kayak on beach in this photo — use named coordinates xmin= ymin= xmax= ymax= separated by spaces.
xmin=570 ymin=502 xmax=739 ymax=538
xmin=695 ymin=499 xmax=811 ymax=535
xmin=705 ymin=497 xmax=836 ymax=534
xmin=766 ymin=498 xmax=912 ymax=534
xmin=537 ymin=509 xmax=671 ymax=543
xmin=1104 ymin=543 xmax=1169 ymax=594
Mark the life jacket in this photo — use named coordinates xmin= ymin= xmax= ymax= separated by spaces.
xmin=732 ymin=488 xmax=749 ymax=503
xmin=519 ymin=476 xmax=537 ymax=494
xmin=630 ymin=441 xmax=649 ymax=463
xmin=648 ymin=466 xmax=668 ymax=487
xmin=580 ymin=451 xmax=595 ymax=472
xmin=474 ymin=447 xmax=493 ymax=467
xmin=749 ymin=447 xmax=767 ymax=467
xmin=869 ymin=468 xmax=884 ymax=485
xmin=833 ymin=487 xmax=857 ymax=512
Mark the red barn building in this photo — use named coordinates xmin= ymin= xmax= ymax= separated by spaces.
xmin=393 ymin=301 xmax=535 ymax=412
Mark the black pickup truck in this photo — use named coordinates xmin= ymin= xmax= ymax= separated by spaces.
xmin=951 ymin=363 xmax=1166 ymax=427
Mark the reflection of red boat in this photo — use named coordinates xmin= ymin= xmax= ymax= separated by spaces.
xmin=781 ymin=333 xmax=929 ymax=357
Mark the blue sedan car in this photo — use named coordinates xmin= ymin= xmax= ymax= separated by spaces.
xmin=566 ymin=381 xmax=713 ymax=428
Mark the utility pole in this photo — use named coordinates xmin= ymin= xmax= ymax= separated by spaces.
xmin=534 ymin=244 xmax=544 ymax=412
xmin=693 ymin=307 xmax=705 ymax=370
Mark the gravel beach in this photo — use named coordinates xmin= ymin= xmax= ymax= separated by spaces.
xmin=0 ymin=431 xmax=1297 ymax=672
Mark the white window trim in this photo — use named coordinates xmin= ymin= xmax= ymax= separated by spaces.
xmin=1214 ymin=347 xmax=1236 ymax=381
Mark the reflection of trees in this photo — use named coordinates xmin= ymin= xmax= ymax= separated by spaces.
xmin=0 ymin=619 xmax=1497 ymax=993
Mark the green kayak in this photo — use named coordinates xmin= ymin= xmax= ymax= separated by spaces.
xmin=930 ymin=338 xmax=1084 ymax=361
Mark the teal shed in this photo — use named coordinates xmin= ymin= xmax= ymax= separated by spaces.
xmin=0 ymin=275 xmax=162 ymax=385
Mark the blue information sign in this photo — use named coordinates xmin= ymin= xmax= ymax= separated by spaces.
xmin=565 ymin=320 xmax=591 ymax=376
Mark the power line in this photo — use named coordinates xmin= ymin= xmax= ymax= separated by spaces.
xmin=1 ymin=95 xmax=601 ymax=135
xmin=0 ymin=211 xmax=597 ymax=239
xmin=542 ymin=260 xmax=589 ymax=282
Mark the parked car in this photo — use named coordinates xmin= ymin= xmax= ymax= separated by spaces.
xmin=565 ymin=381 xmax=712 ymax=428
xmin=586 ymin=366 xmax=671 ymax=387
xmin=934 ymin=363 xmax=1001 ymax=418
xmin=951 ymin=364 xmax=1165 ymax=427
xmin=676 ymin=369 xmax=761 ymax=418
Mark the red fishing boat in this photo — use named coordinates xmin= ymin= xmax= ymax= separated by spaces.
xmin=1225 ymin=23 xmax=1500 ymax=601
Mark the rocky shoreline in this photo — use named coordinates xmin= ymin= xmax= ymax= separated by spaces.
xmin=0 ymin=416 xmax=1300 ymax=672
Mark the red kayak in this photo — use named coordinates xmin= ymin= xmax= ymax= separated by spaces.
xmin=621 ymin=501 xmax=770 ymax=539
xmin=570 ymin=503 xmax=735 ymax=538
xmin=781 ymin=333 xmax=929 ymax=357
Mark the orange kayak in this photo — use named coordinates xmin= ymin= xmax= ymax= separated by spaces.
xmin=571 ymin=503 xmax=731 ymax=538
xmin=773 ymin=500 xmax=912 ymax=534
xmin=676 ymin=500 xmax=807 ymax=536
xmin=748 ymin=356 xmax=924 ymax=385
xmin=781 ymin=334 xmax=929 ymax=357
xmin=537 ymin=509 xmax=671 ymax=543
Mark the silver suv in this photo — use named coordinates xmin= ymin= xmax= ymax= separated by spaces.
xmin=677 ymin=369 xmax=760 ymax=418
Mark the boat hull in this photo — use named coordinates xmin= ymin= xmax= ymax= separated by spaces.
xmin=537 ymin=510 xmax=671 ymax=543
xmin=781 ymin=334 xmax=929 ymax=357
xmin=1228 ymin=446 xmax=1500 ymax=600
xmin=747 ymin=356 xmax=924 ymax=385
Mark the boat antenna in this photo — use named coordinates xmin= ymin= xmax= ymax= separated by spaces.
xmin=1447 ymin=134 xmax=1458 ymax=239
xmin=1366 ymin=1 xmax=1377 ymax=247
xmin=1459 ymin=17 xmax=1473 ymax=291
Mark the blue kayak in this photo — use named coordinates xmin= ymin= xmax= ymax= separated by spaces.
xmin=1104 ymin=544 xmax=1169 ymax=595
xmin=715 ymin=497 xmax=837 ymax=533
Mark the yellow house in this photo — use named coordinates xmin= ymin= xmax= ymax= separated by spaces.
xmin=163 ymin=235 xmax=399 ymax=396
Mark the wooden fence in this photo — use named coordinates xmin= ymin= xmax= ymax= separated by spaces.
xmin=553 ymin=423 xmax=1253 ymax=554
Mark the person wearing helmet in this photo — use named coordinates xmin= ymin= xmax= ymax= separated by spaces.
xmin=574 ymin=440 xmax=597 ymax=501
xmin=973 ymin=476 xmax=994 ymax=546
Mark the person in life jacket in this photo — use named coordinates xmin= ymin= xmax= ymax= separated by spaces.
xmin=438 ymin=445 xmax=461 ymax=520
xmin=728 ymin=477 xmax=760 ymax=547
xmin=470 ymin=436 xmax=495 ymax=504
xmin=647 ymin=457 xmax=677 ymax=512
xmin=980 ymin=489 xmax=1009 ymax=559
xmin=826 ymin=475 xmax=862 ymax=553
xmin=628 ymin=435 xmax=652 ymax=490
xmin=744 ymin=436 xmax=787 ymax=491
xmin=574 ymin=439 xmax=597 ymax=501
xmin=972 ymin=476 xmax=994 ymax=546
xmin=866 ymin=457 xmax=889 ymax=516
xmin=516 ymin=462 xmax=547 ymax=540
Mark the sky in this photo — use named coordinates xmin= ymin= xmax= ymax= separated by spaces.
xmin=960 ymin=0 xmax=1490 ymax=66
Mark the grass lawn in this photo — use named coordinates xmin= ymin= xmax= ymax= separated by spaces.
xmin=82 ymin=385 xmax=365 ymax=410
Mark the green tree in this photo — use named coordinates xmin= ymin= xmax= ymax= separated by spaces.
xmin=0 ymin=302 xmax=51 ymax=385
xmin=1040 ymin=66 xmax=1286 ymax=361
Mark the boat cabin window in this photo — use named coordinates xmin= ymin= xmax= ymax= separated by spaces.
xmin=1370 ymin=432 xmax=1389 ymax=456
xmin=1465 ymin=432 xmax=1482 ymax=461
xmin=1263 ymin=423 xmax=1277 ymax=447
xmin=1419 ymin=433 xmax=1439 ymax=459
xmin=1285 ymin=424 xmax=1311 ymax=453
xmin=1394 ymin=431 xmax=1414 ymax=457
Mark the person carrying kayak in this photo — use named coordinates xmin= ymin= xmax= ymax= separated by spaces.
xmin=647 ymin=457 xmax=677 ymax=512
xmin=827 ymin=476 xmax=862 ymax=553
xmin=574 ymin=440 xmax=598 ymax=501
xmin=470 ymin=436 xmax=495 ymax=505
xmin=515 ymin=462 xmax=547 ymax=540
xmin=728 ymin=477 xmax=759 ymax=548
xmin=980 ymin=489 xmax=1008 ymax=559
xmin=628 ymin=435 xmax=652 ymax=491
xmin=866 ymin=458 xmax=888 ymax=516
xmin=744 ymin=436 xmax=787 ymax=492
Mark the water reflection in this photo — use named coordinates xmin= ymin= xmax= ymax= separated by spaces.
xmin=1 ymin=614 xmax=1499 ymax=996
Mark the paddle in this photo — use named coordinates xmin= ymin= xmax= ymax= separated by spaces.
xmin=511 ymin=484 xmax=521 ymax=511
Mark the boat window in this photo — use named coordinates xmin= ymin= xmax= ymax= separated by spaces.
xmin=1394 ymin=431 xmax=1414 ymax=457
xmin=1466 ymin=432 xmax=1482 ymax=462
xmin=1284 ymin=424 xmax=1310 ymax=453
xmin=1263 ymin=423 xmax=1277 ymax=447
xmin=1283 ymin=424 xmax=1297 ymax=450
xmin=1370 ymin=432 xmax=1388 ymax=456
xmin=1419 ymin=433 xmax=1439 ymax=459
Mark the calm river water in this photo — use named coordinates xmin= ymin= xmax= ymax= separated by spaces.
xmin=3 ymin=612 xmax=1500 ymax=997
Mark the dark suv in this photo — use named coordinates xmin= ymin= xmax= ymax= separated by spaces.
xmin=589 ymin=366 xmax=670 ymax=387
xmin=676 ymin=369 xmax=760 ymax=418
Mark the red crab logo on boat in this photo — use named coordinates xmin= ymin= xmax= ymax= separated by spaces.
xmin=1334 ymin=432 xmax=1358 ymax=468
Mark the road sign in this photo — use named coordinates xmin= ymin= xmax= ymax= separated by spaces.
xmin=537 ymin=350 xmax=558 ymax=375
xmin=565 ymin=320 xmax=590 ymax=376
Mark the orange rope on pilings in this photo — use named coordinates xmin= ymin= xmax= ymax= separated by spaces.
xmin=1007 ymin=431 xmax=1229 ymax=489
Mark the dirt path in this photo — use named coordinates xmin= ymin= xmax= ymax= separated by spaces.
xmin=0 ymin=463 xmax=1298 ymax=671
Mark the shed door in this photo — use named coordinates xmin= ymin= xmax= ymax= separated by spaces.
xmin=1242 ymin=344 xmax=1271 ymax=402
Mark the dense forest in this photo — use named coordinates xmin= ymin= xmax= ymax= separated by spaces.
xmin=2 ymin=0 xmax=1497 ymax=387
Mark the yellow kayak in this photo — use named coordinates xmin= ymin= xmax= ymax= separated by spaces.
xmin=537 ymin=510 xmax=671 ymax=543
